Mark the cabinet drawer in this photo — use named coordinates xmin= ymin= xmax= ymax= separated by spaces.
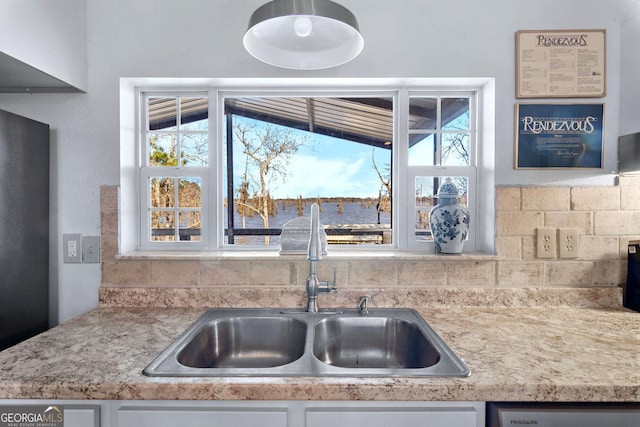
xmin=116 ymin=405 xmax=286 ymax=427
xmin=306 ymin=408 xmax=478 ymax=427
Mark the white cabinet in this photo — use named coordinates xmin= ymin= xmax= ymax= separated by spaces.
xmin=111 ymin=401 xmax=484 ymax=427
xmin=64 ymin=405 xmax=102 ymax=427
xmin=304 ymin=401 xmax=483 ymax=427
xmin=0 ymin=400 xmax=103 ymax=427
xmin=0 ymin=399 xmax=484 ymax=426
xmin=113 ymin=401 xmax=288 ymax=427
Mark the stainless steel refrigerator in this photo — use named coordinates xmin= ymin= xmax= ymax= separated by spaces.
xmin=0 ymin=109 xmax=49 ymax=351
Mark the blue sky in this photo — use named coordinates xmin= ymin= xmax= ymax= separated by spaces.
xmin=232 ymin=117 xmax=391 ymax=199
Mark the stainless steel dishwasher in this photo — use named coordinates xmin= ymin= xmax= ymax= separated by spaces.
xmin=487 ymin=402 xmax=640 ymax=426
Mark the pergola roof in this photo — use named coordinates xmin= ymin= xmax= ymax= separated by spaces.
xmin=149 ymin=96 xmax=468 ymax=149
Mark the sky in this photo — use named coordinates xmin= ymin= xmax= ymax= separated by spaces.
xmin=231 ymin=117 xmax=391 ymax=199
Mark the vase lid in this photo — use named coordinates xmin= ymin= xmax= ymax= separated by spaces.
xmin=434 ymin=177 xmax=459 ymax=198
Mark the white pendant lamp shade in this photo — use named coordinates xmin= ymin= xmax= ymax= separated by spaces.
xmin=243 ymin=0 xmax=364 ymax=70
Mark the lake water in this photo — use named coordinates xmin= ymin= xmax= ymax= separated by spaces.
xmin=225 ymin=201 xmax=391 ymax=246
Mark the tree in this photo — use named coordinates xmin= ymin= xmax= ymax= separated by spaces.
xmin=148 ymin=133 xmax=205 ymax=241
xmin=371 ymin=148 xmax=391 ymax=224
xmin=440 ymin=127 xmax=470 ymax=198
xmin=233 ymin=121 xmax=307 ymax=244
xmin=296 ymin=195 xmax=305 ymax=216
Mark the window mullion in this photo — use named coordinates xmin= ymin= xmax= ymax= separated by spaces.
xmin=435 ymin=96 xmax=442 ymax=166
xmin=396 ymin=89 xmax=410 ymax=250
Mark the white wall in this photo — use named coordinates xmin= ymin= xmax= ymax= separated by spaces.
xmin=0 ymin=0 xmax=87 ymax=91
xmin=0 ymin=0 xmax=638 ymax=323
xmin=620 ymin=0 xmax=640 ymax=136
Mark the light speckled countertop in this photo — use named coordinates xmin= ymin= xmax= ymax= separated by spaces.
xmin=1 ymin=287 xmax=639 ymax=402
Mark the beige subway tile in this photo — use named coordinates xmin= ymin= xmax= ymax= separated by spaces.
xmin=200 ymin=261 xmax=251 ymax=286
xmin=497 ymin=261 xmax=544 ymax=286
xmin=593 ymin=260 xmax=626 ymax=286
xmin=446 ymin=261 xmax=495 ymax=286
xmin=544 ymin=212 xmax=592 ymax=234
xmin=496 ymin=211 xmax=543 ymax=236
xmin=101 ymin=211 xmax=118 ymax=237
xmin=348 ymin=261 xmax=397 ymax=287
xmin=619 ymin=175 xmax=640 ymax=187
xmin=594 ymin=211 xmax=640 ymax=235
xmin=521 ymin=187 xmax=570 ymax=211
xmin=101 ymin=234 xmax=118 ymax=260
xmin=496 ymin=236 xmax=522 ymax=259
xmin=571 ymin=187 xmax=620 ymax=211
xmin=496 ymin=187 xmax=520 ymax=211
xmin=579 ymin=236 xmax=619 ymax=260
xmin=150 ymin=261 xmax=200 ymax=286
xmin=102 ymin=261 xmax=149 ymax=286
xmin=100 ymin=185 xmax=118 ymax=213
xmin=620 ymin=185 xmax=640 ymax=210
xmin=522 ymin=236 xmax=537 ymax=260
xmin=100 ymin=210 xmax=119 ymax=260
xmin=545 ymin=261 xmax=594 ymax=286
xmin=248 ymin=261 xmax=296 ymax=286
xmin=397 ymin=261 xmax=446 ymax=286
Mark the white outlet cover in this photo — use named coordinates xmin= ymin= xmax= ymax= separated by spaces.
xmin=63 ymin=233 xmax=83 ymax=263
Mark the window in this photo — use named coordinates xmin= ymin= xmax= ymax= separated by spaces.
xmin=139 ymin=94 xmax=209 ymax=249
xmin=221 ymin=95 xmax=393 ymax=247
xmin=132 ymin=80 xmax=491 ymax=253
xmin=405 ymin=94 xmax=476 ymax=249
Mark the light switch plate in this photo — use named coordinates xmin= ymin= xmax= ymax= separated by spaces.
xmin=82 ymin=236 xmax=101 ymax=263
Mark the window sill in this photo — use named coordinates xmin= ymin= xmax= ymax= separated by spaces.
xmin=115 ymin=250 xmax=497 ymax=262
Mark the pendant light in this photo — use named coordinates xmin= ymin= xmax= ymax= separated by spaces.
xmin=243 ymin=0 xmax=364 ymax=70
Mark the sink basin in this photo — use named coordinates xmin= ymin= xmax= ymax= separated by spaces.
xmin=313 ymin=317 xmax=440 ymax=369
xmin=143 ymin=308 xmax=469 ymax=378
xmin=177 ymin=317 xmax=307 ymax=368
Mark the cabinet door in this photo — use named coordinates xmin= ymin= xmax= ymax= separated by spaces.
xmin=65 ymin=405 xmax=101 ymax=427
xmin=116 ymin=405 xmax=286 ymax=427
xmin=305 ymin=403 xmax=483 ymax=427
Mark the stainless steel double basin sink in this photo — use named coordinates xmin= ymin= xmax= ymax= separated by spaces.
xmin=143 ymin=308 xmax=470 ymax=378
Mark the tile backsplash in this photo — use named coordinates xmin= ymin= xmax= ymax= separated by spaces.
xmin=100 ymin=176 xmax=640 ymax=291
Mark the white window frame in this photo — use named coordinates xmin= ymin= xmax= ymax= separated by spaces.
xmin=402 ymin=90 xmax=478 ymax=250
xmin=138 ymin=91 xmax=210 ymax=251
xmin=214 ymin=88 xmax=398 ymax=251
xmin=129 ymin=79 xmax=493 ymax=254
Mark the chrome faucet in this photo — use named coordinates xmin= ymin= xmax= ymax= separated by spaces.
xmin=357 ymin=296 xmax=369 ymax=315
xmin=306 ymin=203 xmax=337 ymax=313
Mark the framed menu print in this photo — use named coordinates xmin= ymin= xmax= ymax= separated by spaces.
xmin=516 ymin=29 xmax=606 ymax=98
xmin=515 ymin=103 xmax=604 ymax=169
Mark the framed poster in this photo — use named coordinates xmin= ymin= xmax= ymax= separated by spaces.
xmin=516 ymin=29 xmax=606 ymax=98
xmin=515 ymin=103 xmax=604 ymax=169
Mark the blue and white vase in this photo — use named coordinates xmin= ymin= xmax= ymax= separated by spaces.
xmin=429 ymin=178 xmax=470 ymax=254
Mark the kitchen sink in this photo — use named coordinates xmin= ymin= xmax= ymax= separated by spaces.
xmin=177 ymin=316 xmax=307 ymax=369
xmin=312 ymin=317 xmax=440 ymax=369
xmin=143 ymin=308 xmax=470 ymax=377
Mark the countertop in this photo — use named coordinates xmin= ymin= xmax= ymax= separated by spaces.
xmin=1 ymin=293 xmax=639 ymax=402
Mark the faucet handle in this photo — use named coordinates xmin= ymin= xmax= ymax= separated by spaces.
xmin=357 ymin=296 xmax=369 ymax=315
xmin=322 ymin=268 xmax=338 ymax=291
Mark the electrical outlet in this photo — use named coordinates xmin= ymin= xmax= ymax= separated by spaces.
xmin=63 ymin=233 xmax=83 ymax=263
xmin=559 ymin=228 xmax=579 ymax=259
xmin=536 ymin=227 xmax=557 ymax=259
